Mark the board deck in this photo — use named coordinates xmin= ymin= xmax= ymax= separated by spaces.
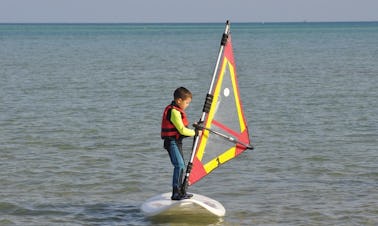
xmin=141 ymin=192 xmax=225 ymax=217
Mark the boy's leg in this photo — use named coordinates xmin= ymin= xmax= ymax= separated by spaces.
xmin=167 ymin=140 xmax=185 ymax=200
xmin=176 ymin=141 xmax=193 ymax=199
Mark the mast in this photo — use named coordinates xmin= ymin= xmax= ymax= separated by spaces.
xmin=181 ymin=20 xmax=231 ymax=193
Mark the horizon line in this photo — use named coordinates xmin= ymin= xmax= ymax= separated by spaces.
xmin=0 ymin=20 xmax=377 ymax=24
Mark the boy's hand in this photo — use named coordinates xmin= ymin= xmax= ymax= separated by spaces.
xmin=193 ymin=122 xmax=203 ymax=137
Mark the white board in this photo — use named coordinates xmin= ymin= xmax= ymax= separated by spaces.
xmin=141 ymin=192 xmax=226 ymax=217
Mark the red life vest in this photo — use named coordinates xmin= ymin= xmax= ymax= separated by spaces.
xmin=161 ymin=102 xmax=189 ymax=140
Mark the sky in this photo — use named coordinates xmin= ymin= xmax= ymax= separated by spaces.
xmin=1 ymin=0 xmax=378 ymax=23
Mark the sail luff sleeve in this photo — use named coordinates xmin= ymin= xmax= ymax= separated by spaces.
xmin=181 ymin=21 xmax=231 ymax=189
xmin=207 ymin=20 xmax=230 ymax=100
xmin=190 ymin=20 xmax=230 ymax=162
xmin=187 ymin=20 xmax=253 ymax=185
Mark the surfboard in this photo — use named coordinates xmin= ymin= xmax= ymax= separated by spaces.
xmin=141 ymin=192 xmax=226 ymax=217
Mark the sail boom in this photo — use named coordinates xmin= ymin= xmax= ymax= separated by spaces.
xmin=203 ymin=126 xmax=254 ymax=150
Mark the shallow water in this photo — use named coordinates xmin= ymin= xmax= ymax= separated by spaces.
xmin=0 ymin=22 xmax=377 ymax=225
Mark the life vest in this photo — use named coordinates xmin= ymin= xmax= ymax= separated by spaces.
xmin=161 ymin=102 xmax=189 ymax=140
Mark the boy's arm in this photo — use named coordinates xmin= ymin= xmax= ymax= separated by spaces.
xmin=170 ymin=109 xmax=196 ymax=137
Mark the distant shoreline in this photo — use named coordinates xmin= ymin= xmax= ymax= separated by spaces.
xmin=0 ymin=20 xmax=377 ymax=25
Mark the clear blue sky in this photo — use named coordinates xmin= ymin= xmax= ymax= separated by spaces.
xmin=1 ymin=0 xmax=378 ymax=23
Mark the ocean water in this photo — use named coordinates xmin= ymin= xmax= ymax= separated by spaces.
xmin=0 ymin=22 xmax=377 ymax=225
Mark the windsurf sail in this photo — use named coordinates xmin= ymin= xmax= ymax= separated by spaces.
xmin=182 ymin=21 xmax=253 ymax=189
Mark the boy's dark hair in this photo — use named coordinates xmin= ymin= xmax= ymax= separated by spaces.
xmin=174 ymin=87 xmax=192 ymax=100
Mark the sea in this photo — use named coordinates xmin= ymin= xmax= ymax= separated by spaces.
xmin=0 ymin=22 xmax=377 ymax=225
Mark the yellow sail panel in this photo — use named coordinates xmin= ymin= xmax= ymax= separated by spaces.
xmin=229 ymin=62 xmax=246 ymax=132
xmin=195 ymin=130 xmax=208 ymax=160
xmin=203 ymin=147 xmax=236 ymax=173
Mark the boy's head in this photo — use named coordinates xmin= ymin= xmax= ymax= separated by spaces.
xmin=173 ymin=87 xmax=192 ymax=110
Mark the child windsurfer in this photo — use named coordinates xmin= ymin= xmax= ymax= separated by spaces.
xmin=161 ymin=87 xmax=201 ymax=200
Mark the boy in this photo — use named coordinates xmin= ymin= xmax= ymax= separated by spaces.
xmin=161 ymin=87 xmax=201 ymax=200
